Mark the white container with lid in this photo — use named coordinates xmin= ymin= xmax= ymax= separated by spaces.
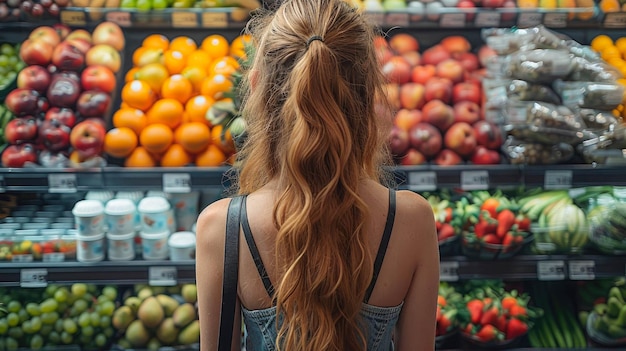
xmin=168 ymin=231 xmax=196 ymax=261
xmin=77 ymin=233 xmax=105 ymax=262
xmin=72 ymin=200 xmax=105 ymax=236
xmin=169 ymin=192 xmax=200 ymax=232
xmin=106 ymin=232 xmax=135 ymax=261
xmin=115 ymin=191 xmax=145 ymax=204
xmin=138 ymin=196 xmax=174 ymax=234
xmin=85 ymin=191 xmax=115 ymax=204
xmin=104 ymin=199 xmax=136 ymax=235
xmin=139 ymin=230 xmax=169 ymax=260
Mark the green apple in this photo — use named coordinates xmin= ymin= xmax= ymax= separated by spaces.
xmin=120 ymin=0 xmax=137 ymax=8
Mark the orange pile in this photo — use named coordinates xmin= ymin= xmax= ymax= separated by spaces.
xmin=105 ymin=33 xmax=252 ymax=167
xmin=590 ymin=35 xmax=626 ymax=119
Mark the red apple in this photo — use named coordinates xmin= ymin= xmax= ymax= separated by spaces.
xmin=400 ymin=82 xmax=425 ymax=110
xmin=1 ymin=143 xmax=38 ymax=168
xmin=501 ymin=0 xmax=517 ymax=21
xmin=19 ymin=39 xmax=54 ymax=66
xmin=53 ymin=23 xmax=71 ymax=40
xmin=47 ymin=77 xmax=81 ymax=108
xmin=64 ymin=37 xmax=92 ymax=54
xmin=454 ymin=52 xmax=480 ymax=72
xmin=411 ymin=64 xmax=436 ymax=84
xmin=28 ymin=26 xmax=61 ymax=48
xmin=5 ymin=89 xmax=41 ymax=116
xmin=409 ymin=123 xmax=443 ymax=158
xmin=394 ymin=108 xmax=423 ymax=132
xmin=383 ymin=83 xmax=401 ymax=110
xmin=92 ymin=22 xmax=125 ymax=52
xmin=399 ymin=148 xmax=427 ymax=165
xmin=473 ymin=120 xmax=503 ymax=150
xmin=434 ymin=149 xmax=463 ymax=166
xmin=425 ymin=77 xmax=453 ymax=104
xmin=389 ymin=125 xmax=410 ymax=157
xmin=452 ymin=82 xmax=482 ymax=105
xmin=389 ymin=33 xmax=419 ymax=55
xmin=86 ymin=44 xmax=122 ymax=73
xmin=39 ymin=118 xmax=71 ymax=152
xmin=453 ymin=101 xmax=481 ymax=124
xmin=422 ymin=99 xmax=455 ymax=132
xmin=51 ymin=42 xmax=85 ymax=72
xmin=457 ymin=0 xmax=476 ymax=21
xmin=52 ymin=71 xmax=80 ymax=85
xmin=4 ymin=117 xmax=38 ymax=144
xmin=65 ymin=29 xmax=92 ymax=44
xmin=70 ymin=118 xmax=106 ymax=159
xmin=381 ymin=56 xmax=412 ymax=85
xmin=17 ymin=65 xmax=51 ymax=93
xmin=471 ymin=145 xmax=501 ymax=164
xmin=376 ymin=46 xmax=394 ymax=66
xmin=81 ymin=65 xmax=116 ymax=93
xmin=436 ymin=59 xmax=465 ymax=84
xmin=45 ymin=107 xmax=76 ymax=128
xmin=483 ymin=0 xmax=505 ymax=7
xmin=444 ymin=122 xmax=477 ymax=157
xmin=76 ymin=90 xmax=112 ymax=118
xmin=440 ymin=36 xmax=472 ymax=54
xmin=402 ymin=51 xmax=421 ymax=67
xmin=421 ymin=45 xmax=451 ymax=66
xmin=478 ymin=45 xmax=498 ymax=67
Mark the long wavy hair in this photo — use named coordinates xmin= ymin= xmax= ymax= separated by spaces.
xmin=235 ymin=0 xmax=392 ymax=349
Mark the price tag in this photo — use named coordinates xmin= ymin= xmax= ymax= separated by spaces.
xmin=408 ymin=171 xmax=437 ymax=191
xmin=517 ymin=12 xmax=542 ymax=27
xmin=21 ymin=269 xmax=47 ymax=288
xmin=544 ymin=170 xmax=572 ymax=189
xmin=60 ymin=10 xmax=86 ymax=26
xmin=440 ymin=13 xmax=466 ymax=28
xmin=0 ymin=175 xmax=5 ymax=193
xmin=172 ymin=12 xmax=198 ymax=28
xmin=475 ymin=11 xmax=501 ymax=27
xmin=105 ymin=11 xmax=132 ymax=27
xmin=12 ymin=254 xmax=34 ymax=263
xmin=543 ymin=12 xmax=567 ymax=27
xmin=202 ymin=12 xmax=228 ymax=27
xmin=461 ymin=170 xmax=489 ymax=190
xmin=569 ymin=260 xmax=595 ymax=280
xmin=149 ymin=266 xmax=178 ymax=286
xmin=605 ymin=12 xmax=626 ymax=28
xmin=439 ymin=261 xmax=459 ymax=282
xmin=163 ymin=173 xmax=191 ymax=193
xmin=43 ymin=253 xmax=65 ymax=263
xmin=385 ymin=12 xmax=410 ymax=27
xmin=48 ymin=173 xmax=77 ymax=193
xmin=537 ymin=260 xmax=566 ymax=281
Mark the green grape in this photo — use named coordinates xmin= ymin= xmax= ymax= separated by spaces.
xmin=54 ymin=288 xmax=69 ymax=303
xmin=78 ymin=332 xmax=92 ymax=345
xmin=25 ymin=303 xmax=41 ymax=317
xmin=5 ymin=337 xmax=18 ymax=351
xmin=48 ymin=330 xmax=61 ymax=344
xmin=40 ymin=298 xmax=58 ymax=313
xmin=30 ymin=334 xmax=44 ymax=350
xmin=63 ymin=318 xmax=78 ymax=334
xmin=70 ymin=283 xmax=87 ymax=298
xmin=99 ymin=300 xmax=115 ymax=317
xmin=6 ymin=313 xmax=19 ymax=327
xmin=7 ymin=326 xmax=22 ymax=340
xmin=77 ymin=312 xmax=91 ymax=328
xmin=21 ymin=320 xmax=33 ymax=334
xmin=41 ymin=312 xmax=59 ymax=325
xmin=102 ymin=286 xmax=118 ymax=301
xmin=99 ymin=315 xmax=111 ymax=328
xmin=87 ymin=284 xmax=98 ymax=294
xmin=6 ymin=301 xmax=21 ymax=313
xmin=18 ymin=309 xmax=28 ymax=323
xmin=45 ymin=285 xmax=59 ymax=298
xmin=30 ymin=316 xmax=42 ymax=332
xmin=103 ymin=326 xmax=114 ymax=338
xmin=81 ymin=325 xmax=94 ymax=337
xmin=0 ymin=43 xmax=14 ymax=56
xmin=89 ymin=312 xmax=101 ymax=327
xmin=54 ymin=319 xmax=64 ymax=333
xmin=95 ymin=333 xmax=107 ymax=347
xmin=0 ymin=318 xmax=7 ymax=335
xmin=73 ymin=299 xmax=88 ymax=314
xmin=83 ymin=293 xmax=94 ymax=302
xmin=7 ymin=56 xmax=17 ymax=66
xmin=96 ymin=294 xmax=110 ymax=304
xmin=60 ymin=331 xmax=73 ymax=344
xmin=56 ymin=302 xmax=68 ymax=314
xmin=40 ymin=324 xmax=52 ymax=336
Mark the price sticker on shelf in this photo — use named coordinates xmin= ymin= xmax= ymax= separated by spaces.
xmin=0 ymin=175 xmax=5 ymax=193
xmin=461 ymin=170 xmax=489 ymax=190
xmin=48 ymin=173 xmax=77 ymax=194
xmin=43 ymin=253 xmax=65 ymax=263
xmin=60 ymin=10 xmax=86 ymax=26
xmin=605 ymin=12 xmax=626 ymax=28
xmin=408 ymin=172 xmax=437 ymax=192
xmin=385 ymin=12 xmax=409 ymax=27
xmin=440 ymin=13 xmax=466 ymax=28
xmin=517 ymin=12 xmax=542 ymax=27
xmin=12 ymin=255 xmax=33 ymax=263
xmin=569 ymin=260 xmax=595 ymax=280
xmin=105 ymin=11 xmax=132 ymax=27
xmin=543 ymin=12 xmax=567 ymax=27
xmin=474 ymin=12 xmax=501 ymax=27
xmin=21 ymin=269 xmax=47 ymax=288
xmin=172 ymin=12 xmax=198 ymax=28
xmin=202 ymin=12 xmax=228 ymax=28
xmin=163 ymin=173 xmax=191 ymax=193
xmin=149 ymin=266 xmax=178 ymax=286
xmin=537 ymin=260 xmax=566 ymax=281
xmin=544 ymin=170 xmax=572 ymax=189
xmin=439 ymin=261 xmax=459 ymax=282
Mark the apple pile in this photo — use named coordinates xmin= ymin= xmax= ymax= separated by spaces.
xmin=404 ymin=0 xmax=517 ymax=23
xmin=1 ymin=22 xmax=125 ymax=168
xmin=380 ymin=33 xmax=504 ymax=166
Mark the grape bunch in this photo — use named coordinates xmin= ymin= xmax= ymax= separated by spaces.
xmin=0 ymin=43 xmax=25 ymax=91
xmin=0 ymin=0 xmax=71 ymax=20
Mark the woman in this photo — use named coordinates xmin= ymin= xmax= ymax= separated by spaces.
xmin=195 ymin=0 xmax=440 ymax=350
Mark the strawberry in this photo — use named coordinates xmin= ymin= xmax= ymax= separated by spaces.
xmin=467 ymin=299 xmax=484 ymax=324
xmin=508 ymin=304 xmax=527 ymax=318
xmin=505 ymin=318 xmax=528 ymax=339
xmin=480 ymin=305 xmax=500 ymax=326
xmin=501 ymin=295 xmax=518 ymax=312
xmin=483 ymin=233 xmax=500 ymax=245
xmin=495 ymin=313 xmax=508 ymax=332
xmin=438 ymin=223 xmax=456 ymax=241
xmin=480 ymin=198 xmax=500 ymax=219
xmin=475 ymin=324 xmax=502 ymax=342
xmin=496 ymin=209 xmax=516 ymax=238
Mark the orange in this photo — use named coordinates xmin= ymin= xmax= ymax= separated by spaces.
xmin=195 ymin=144 xmax=227 ymax=167
xmin=104 ymin=127 xmax=138 ymax=158
xmin=140 ymin=123 xmax=174 ymax=154
xmin=201 ymin=34 xmax=229 ymax=60
xmin=591 ymin=35 xmax=614 ymax=52
xmin=602 ymin=46 xmax=622 ymax=61
xmin=163 ymin=50 xmax=187 ymax=75
xmin=210 ymin=124 xmax=236 ymax=155
xmin=161 ymin=74 xmax=194 ymax=104
xmin=186 ymin=50 xmax=213 ymax=70
xmin=207 ymin=56 xmax=240 ymax=76
xmin=200 ymin=74 xmax=233 ymax=101
xmin=125 ymin=146 xmax=157 ymax=168
xmin=125 ymin=67 xmax=139 ymax=82
xmin=617 ymin=37 xmax=626 ymax=55
xmin=121 ymin=80 xmax=156 ymax=111
xmin=175 ymin=122 xmax=211 ymax=154
xmin=112 ymin=108 xmax=148 ymax=135
xmin=146 ymin=98 xmax=184 ymax=129
xmin=185 ymin=95 xmax=214 ymax=125
xmin=169 ymin=36 xmax=197 ymax=57
xmin=142 ymin=34 xmax=169 ymax=51
xmin=601 ymin=0 xmax=620 ymax=12
xmin=134 ymin=63 xmax=170 ymax=94
xmin=160 ymin=144 xmax=194 ymax=167
xmin=230 ymin=34 xmax=253 ymax=60
xmin=181 ymin=66 xmax=208 ymax=93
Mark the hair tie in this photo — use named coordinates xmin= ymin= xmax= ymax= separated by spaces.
xmin=306 ymin=35 xmax=324 ymax=49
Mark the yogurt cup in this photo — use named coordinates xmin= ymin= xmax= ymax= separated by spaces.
xmin=85 ymin=191 xmax=115 ymax=205
xmin=169 ymin=192 xmax=200 ymax=232
xmin=139 ymin=230 xmax=169 ymax=260
xmin=138 ymin=197 xmax=174 ymax=234
xmin=77 ymin=233 xmax=105 ymax=262
xmin=168 ymin=231 xmax=196 ymax=262
xmin=115 ymin=191 xmax=144 ymax=230
xmin=104 ymin=199 xmax=136 ymax=235
xmin=72 ymin=200 xmax=105 ymax=236
xmin=107 ymin=232 xmax=135 ymax=261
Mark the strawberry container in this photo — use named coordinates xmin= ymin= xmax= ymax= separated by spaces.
xmin=461 ymin=232 xmax=533 ymax=260
xmin=460 ymin=330 xmax=527 ymax=350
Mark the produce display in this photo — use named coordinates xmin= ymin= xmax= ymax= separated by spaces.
xmin=582 ymin=278 xmax=626 ymax=347
xmin=0 ymin=0 xmax=70 ymax=21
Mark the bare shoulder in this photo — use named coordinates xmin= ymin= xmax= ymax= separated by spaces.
xmin=195 ymin=197 xmax=232 ymax=244
xmin=393 ymin=190 xmax=437 ymax=244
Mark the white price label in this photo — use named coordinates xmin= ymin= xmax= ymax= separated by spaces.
xmin=537 ymin=260 xmax=566 ymax=281
xmin=21 ymin=269 xmax=47 ymax=288
xmin=569 ymin=260 xmax=595 ymax=280
xmin=0 ymin=175 xmax=5 ymax=193
xmin=440 ymin=13 xmax=466 ymax=28
xmin=543 ymin=12 xmax=567 ymax=27
xmin=475 ymin=12 xmax=501 ymax=27
xmin=517 ymin=12 xmax=542 ymax=27
xmin=48 ymin=173 xmax=77 ymax=193
xmin=544 ymin=170 xmax=573 ymax=189
xmin=385 ymin=12 xmax=410 ymax=26
xmin=163 ymin=173 xmax=191 ymax=193
xmin=149 ymin=266 xmax=178 ymax=286
xmin=172 ymin=12 xmax=198 ymax=28
xmin=440 ymin=261 xmax=459 ymax=282
xmin=12 ymin=254 xmax=33 ymax=263
xmin=43 ymin=253 xmax=65 ymax=263
xmin=605 ymin=12 xmax=626 ymax=28
xmin=461 ymin=171 xmax=489 ymax=190
xmin=408 ymin=172 xmax=437 ymax=191
xmin=105 ymin=11 xmax=132 ymax=27
xmin=202 ymin=12 xmax=228 ymax=27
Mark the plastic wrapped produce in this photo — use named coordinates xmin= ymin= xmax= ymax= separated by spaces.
xmin=502 ymin=137 xmax=575 ymax=165
xmin=483 ymin=79 xmax=561 ymax=114
xmin=503 ymin=49 xmax=575 ymax=84
xmin=578 ymin=125 xmax=626 ymax=164
xmin=554 ymin=81 xmax=625 ymax=111
xmin=568 ymin=57 xmax=622 ymax=83
xmin=588 ymin=191 xmax=626 ymax=254
xmin=577 ymin=109 xmax=621 ymax=132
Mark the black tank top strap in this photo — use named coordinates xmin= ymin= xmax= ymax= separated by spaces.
xmin=364 ymin=188 xmax=397 ymax=304
xmin=241 ymin=197 xmax=276 ymax=299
